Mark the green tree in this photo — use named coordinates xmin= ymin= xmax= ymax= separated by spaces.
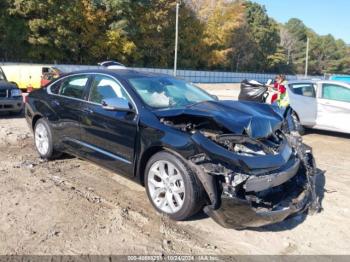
xmin=308 ymin=33 xmax=348 ymax=75
xmin=281 ymin=18 xmax=308 ymax=73
xmin=1 ymin=0 xmax=349 ymax=75
xmin=8 ymin=0 xmax=136 ymax=64
xmin=187 ymin=0 xmax=245 ymax=69
xmin=0 ymin=0 xmax=29 ymax=61
xmin=118 ymin=0 xmax=207 ymax=69
xmin=228 ymin=1 xmax=281 ymax=72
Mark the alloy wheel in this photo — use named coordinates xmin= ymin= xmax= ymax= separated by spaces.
xmin=35 ymin=123 xmax=49 ymax=155
xmin=147 ymin=160 xmax=185 ymax=214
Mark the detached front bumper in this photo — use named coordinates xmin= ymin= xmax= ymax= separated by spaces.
xmin=0 ymin=98 xmax=23 ymax=112
xmin=205 ymin=183 xmax=312 ymax=229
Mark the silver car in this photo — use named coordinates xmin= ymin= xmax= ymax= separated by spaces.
xmin=287 ymin=80 xmax=350 ymax=134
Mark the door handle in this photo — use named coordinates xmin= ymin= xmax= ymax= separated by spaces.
xmin=83 ymin=108 xmax=93 ymax=114
xmin=51 ymin=100 xmax=60 ymax=106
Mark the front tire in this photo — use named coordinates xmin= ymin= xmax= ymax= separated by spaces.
xmin=145 ymin=151 xmax=204 ymax=221
xmin=34 ymin=118 xmax=60 ymax=160
xmin=291 ymin=111 xmax=305 ymax=135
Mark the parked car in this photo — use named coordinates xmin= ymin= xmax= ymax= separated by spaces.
xmin=25 ymin=69 xmax=319 ymax=229
xmin=1 ymin=64 xmax=58 ymax=91
xmin=287 ymin=80 xmax=350 ymax=134
xmin=0 ymin=67 xmax=23 ymax=115
xmin=98 ymin=60 xmax=127 ymax=69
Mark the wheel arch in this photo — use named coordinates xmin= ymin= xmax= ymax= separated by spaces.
xmin=291 ymin=108 xmax=301 ymax=121
xmin=137 ymin=146 xmax=213 ymax=207
xmin=137 ymin=145 xmax=165 ymax=186
xmin=290 ymin=108 xmax=306 ymax=135
xmin=32 ymin=114 xmax=43 ymax=131
xmin=137 ymin=146 xmax=196 ymax=186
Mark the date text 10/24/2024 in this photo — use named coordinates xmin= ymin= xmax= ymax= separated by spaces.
xmin=127 ymin=255 xmax=219 ymax=261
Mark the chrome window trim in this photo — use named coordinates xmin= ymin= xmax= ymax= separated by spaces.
xmin=67 ymin=138 xmax=132 ymax=164
xmin=47 ymin=72 xmax=139 ymax=114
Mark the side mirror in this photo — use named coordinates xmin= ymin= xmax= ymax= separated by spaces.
xmin=101 ymin=97 xmax=134 ymax=112
xmin=211 ymin=94 xmax=219 ymax=100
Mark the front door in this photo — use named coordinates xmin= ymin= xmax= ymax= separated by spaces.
xmin=80 ymin=74 xmax=138 ymax=176
xmin=316 ymin=83 xmax=350 ymax=133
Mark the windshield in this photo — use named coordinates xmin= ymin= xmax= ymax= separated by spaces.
xmin=128 ymin=76 xmax=215 ymax=109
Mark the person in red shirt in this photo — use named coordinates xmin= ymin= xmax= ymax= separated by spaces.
xmin=273 ymin=74 xmax=286 ymax=94
xmin=268 ymin=74 xmax=288 ymax=107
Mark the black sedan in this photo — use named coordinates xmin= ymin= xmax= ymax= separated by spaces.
xmin=25 ymin=69 xmax=319 ymax=229
xmin=0 ymin=67 xmax=23 ymax=114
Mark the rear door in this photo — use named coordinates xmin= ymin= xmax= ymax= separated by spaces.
xmin=315 ymin=83 xmax=350 ymax=133
xmin=287 ymin=82 xmax=317 ymax=126
xmin=79 ymin=74 xmax=138 ymax=176
xmin=48 ymin=74 xmax=91 ymax=150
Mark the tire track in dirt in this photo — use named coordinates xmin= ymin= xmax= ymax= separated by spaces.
xmin=1 ymin=117 xmax=350 ymax=255
xmin=0 ymin=124 xmax=223 ymax=255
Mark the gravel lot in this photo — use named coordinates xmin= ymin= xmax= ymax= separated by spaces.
xmin=0 ymin=85 xmax=349 ymax=255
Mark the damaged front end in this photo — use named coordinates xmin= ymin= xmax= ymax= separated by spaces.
xmin=196 ymin=132 xmax=320 ymax=229
xmin=159 ymin=105 xmax=320 ymax=229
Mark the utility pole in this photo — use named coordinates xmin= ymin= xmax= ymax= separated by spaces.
xmin=305 ymin=37 xmax=309 ymax=78
xmin=174 ymin=0 xmax=180 ymax=77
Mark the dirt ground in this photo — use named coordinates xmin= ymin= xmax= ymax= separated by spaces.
xmin=0 ymin=86 xmax=350 ymax=255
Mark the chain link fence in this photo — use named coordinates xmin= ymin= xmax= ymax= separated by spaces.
xmin=132 ymin=67 xmax=323 ymax=83
xmin=1 ymin=62 xmax=324 ymax=84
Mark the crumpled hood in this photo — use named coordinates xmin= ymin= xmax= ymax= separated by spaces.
xmin=154 ymin=100 xmax=284 ymax=139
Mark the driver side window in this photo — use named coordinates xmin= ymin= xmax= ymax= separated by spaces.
xmin=89 ymin=75 xmax=129 ymax=104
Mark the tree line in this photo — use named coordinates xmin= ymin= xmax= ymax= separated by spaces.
xmin=0 ymin=0 xmax=349 ymax=75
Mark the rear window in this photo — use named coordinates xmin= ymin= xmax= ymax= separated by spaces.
xmin=50 ymin=80 xmax=62 ymax=94
xmin=59 ymin=75 xmax=89 ymax=99
xmin=290 ymin=83 xmax=316 ymax=97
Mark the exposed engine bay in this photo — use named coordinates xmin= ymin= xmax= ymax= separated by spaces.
xmin=159 ymin=111 xmax=320 ymax=229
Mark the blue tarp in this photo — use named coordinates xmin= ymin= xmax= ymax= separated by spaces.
xmin=330 ymin=75 xmax=350 ymax=83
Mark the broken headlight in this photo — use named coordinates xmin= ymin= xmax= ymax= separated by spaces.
xmin=233 ymin=143 xmax=266 ymax=156
xmin=214 ymin=134 xmax=279 ymax=156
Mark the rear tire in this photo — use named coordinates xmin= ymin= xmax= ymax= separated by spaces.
xmin=145 ymin=151 xmax=204 ymax=221
xmin=34 ymin=118 xmax=60 ymax=160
